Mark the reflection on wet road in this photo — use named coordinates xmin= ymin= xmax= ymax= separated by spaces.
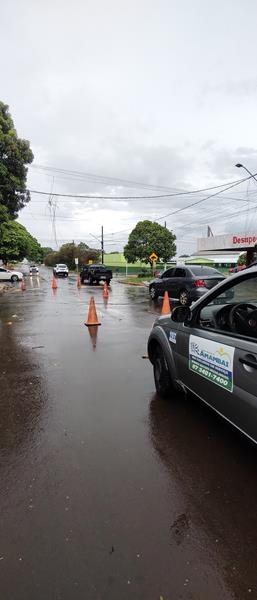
xmin=0 ymin=269 xmax=257 ymax=599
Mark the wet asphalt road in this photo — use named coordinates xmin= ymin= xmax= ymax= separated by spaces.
xmin=1 ymin=269 xmax=257 ymax=600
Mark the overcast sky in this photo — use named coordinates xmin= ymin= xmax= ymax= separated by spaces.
xmin=2 ymin=0 xmax=257 ymax=255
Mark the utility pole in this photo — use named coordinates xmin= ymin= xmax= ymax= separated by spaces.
xmin=101 ymin=226 xmax=104 ymax=264
xmin=164 ymin=221 xmax=167 ymax=228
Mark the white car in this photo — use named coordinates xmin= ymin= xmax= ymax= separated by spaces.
xmin=0 ymin=267 xmax=23 ymax=282
xmin=53 ymin=264 xmax=69 ymax=277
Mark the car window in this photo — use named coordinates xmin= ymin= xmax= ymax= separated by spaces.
xmin=198 ymin=273 xmax=257 ymax=340
xmin=189 ymin=266 xmax=222 ymax=276
xmin=162 ymin=268 xmax=175 ymax=278
xmin=0 ymin=268 xmax=6 ymax=272
xmin=174 ymin=268 xmax=186 ymax=277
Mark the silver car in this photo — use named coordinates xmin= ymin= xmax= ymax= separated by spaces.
xmin=148 ymin=266 xmax=257 ymax=444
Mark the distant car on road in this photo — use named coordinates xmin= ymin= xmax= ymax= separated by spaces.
xmin=0 ymin=267 xmax=23 ymax=282
xmin=80 ymin=264 xmax=113 ymax=286
xmin=53 ymin=264 xmax=69 ymax=277
xmin=148 ymin=266 xmax=257 ymax=444
xmin=29 ymin=265 xmax=39 ymax=275
xmin=149 ymin=265 xmax=225 ymax=305
xmin=229 ymin=265 xmax=246 ymax=274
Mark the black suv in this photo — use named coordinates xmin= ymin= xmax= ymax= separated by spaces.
xmin=149 ymin=265 xmax=225 ymax=305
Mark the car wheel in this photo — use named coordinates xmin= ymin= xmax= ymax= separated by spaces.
xmin=64 ymin=273 xmax=68 ymax=278
xmin=11 ymin=275 xmax=19 ymax=283
xmin=149 ymin=285 xmax=158 ymax=300
xmin=89 ymin=277 xmax=94 ymax=285
xmin=106 ymin=279 xmax=110 ymax=286
xmin=179 ymin=289 xmax=190 ymax=306
xmin=153 ymin=345 xmax=173 ymax=398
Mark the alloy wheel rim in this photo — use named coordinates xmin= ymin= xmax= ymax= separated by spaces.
xmin=180 ymin=292 xmax=187 ymax=305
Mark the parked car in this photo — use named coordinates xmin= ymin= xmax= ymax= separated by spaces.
xmin=148 ymin=266 xmax=257 ymax=444
xmin=149 ymin=265 xmax=225 ymax=305
xmin=80 ymin=264 xmax=113 ymax=285
xmin=0 ymin=267 xmax=23 ymax=282
xmin=229 ymin=265 xmax=246 ymax=274
xmin=53 ymin=264 xmax=69 ymax=277
xmin=29 ymin=265 xmax=39 ymax=275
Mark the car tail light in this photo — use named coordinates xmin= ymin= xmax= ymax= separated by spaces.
xmin=195 ymin=279 xmax=206 ymax=287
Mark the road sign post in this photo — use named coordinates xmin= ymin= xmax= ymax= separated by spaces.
xmin=75 ymin=257 xmax=79 ymax=272
xmin=149 ymin=252 xmax=158 ymax=277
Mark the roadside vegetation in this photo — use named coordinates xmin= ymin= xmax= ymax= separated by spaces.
xmin=44 ymin=242 xmax=100 ymax=269
xmin=124 ymin=220 xmax=176 ymax=264
xmin=0 ymin=101 xmax=43 ymax=264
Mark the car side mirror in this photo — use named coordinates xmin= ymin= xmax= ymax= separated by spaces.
xmin=171 ymin=305 xmax=191 ymax=323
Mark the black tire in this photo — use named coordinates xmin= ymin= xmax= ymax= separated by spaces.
xmin=106 ymin=279 xmax=110 ymax=286
xmin=153 ymin=345 xmax=173 ymax=398
xmin=64 ymin=273 xmax=68 ymax=278
xmin=179 ymin=289 xmax=190 ymax=306
xmin=11 ymin=274 xmax=19 ymax=283
xmin=89 ymin=277 xmax=94 ymax=285
xmin=149 ymin=285 xmax=158 ymax=300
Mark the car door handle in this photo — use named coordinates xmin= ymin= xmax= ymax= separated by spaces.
xmin=239 ymin=355 xmax=257 ymax=370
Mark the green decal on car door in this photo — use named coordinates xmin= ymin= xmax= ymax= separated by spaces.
xmin=189 ymin=335 xmax=235 ymax=392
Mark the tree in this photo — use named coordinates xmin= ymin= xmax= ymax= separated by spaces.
xmin=41 ymin=246 xmax=54 ymax=259
xmin=0 ymin=101 xmax=33 ymax=218
xmin=237 ymin=252 xmax=247 ymax=266
xmin=0 ymin=220 xmax=42 ymax=263
xmin=124 ymin=220 xmax=176 ymax=264
xmin=44 ymin=251 xmax=60 ymax=267
xmin=44 ymin=243 xmax=100 ymax=268
xmin=0 ymin=203 xmax=9 ymax=225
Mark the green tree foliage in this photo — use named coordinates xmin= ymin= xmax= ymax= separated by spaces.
xmin=0 ymin=220 xmax=43 ymax=263
xmin=0 ymin=203 xmax=9 ymax=225
xmin=124 ymin=220 xmax=176 ymax=264
xmin=0 ymin=101 xmax=33 ymax=218
xmin=237 ymin=252 xmax=247 ymax=266
xmin=44 ymin=242 xmax=100 ymax=268
xmin=41 ymin=246 xmax=54 ymax=259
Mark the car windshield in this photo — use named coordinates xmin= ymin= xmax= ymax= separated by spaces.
xmin=209 ymin=274 xmax=257 ymax=306
xmin=189 ymin=266 xmax=222 ymax=276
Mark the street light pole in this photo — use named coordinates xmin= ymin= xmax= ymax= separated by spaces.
xmin=235 ymin=163 xmax=257 ymax=183
xmin=101 ymin=226 xmax=104 ymax=264
xmin=235 ymin=163 xmax=257 ymax=268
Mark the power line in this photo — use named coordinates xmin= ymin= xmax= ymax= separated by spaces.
xmin=154 ymin=177 xmax=253 ymax=222
xmin=27 ymin=172 xmax=255 ymax=201
xmin=31 ymin=163 xmax=252 ymax=195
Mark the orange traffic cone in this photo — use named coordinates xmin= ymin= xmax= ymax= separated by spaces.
xmin=21 ymin=277 xmax=26 ymax=291
xmin=161 ymin=291 xmax=171 ymax=315
xmin=77 ymin=275 xmax=81 ymax=288
xmin=85 ymin=297 xmax=101 ymax=327
xmin=52 ymin=276 xmax=57 ymax=290
xmin=103 ymin=282 xmax=109 ymax=299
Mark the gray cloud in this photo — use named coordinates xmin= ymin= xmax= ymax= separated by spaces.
xmin=2 ymin=0 xmax=257 ymax=254
xmin=204 ymin=79 xmax=257 ymax=97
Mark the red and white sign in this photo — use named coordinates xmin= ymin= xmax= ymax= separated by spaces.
xmin=198 ymin=231 xmax=257 ymax=252
xmin=232 ymin=235 xmax=257 ymax=246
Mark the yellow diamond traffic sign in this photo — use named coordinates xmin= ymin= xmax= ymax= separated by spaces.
xmin=149 ymin=252 xmax=158 ymax=262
